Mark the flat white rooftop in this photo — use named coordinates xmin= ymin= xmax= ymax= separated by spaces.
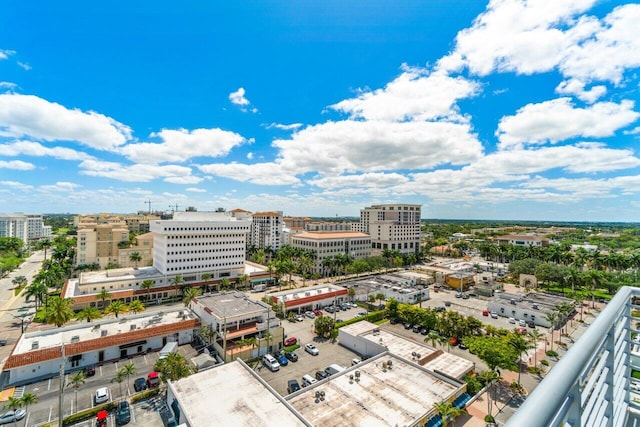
xmin=194 ymin=292 xmax=268 ymax=320
xmin=14 ymin=308 xmax=194 ymax=354
xmin=169 ymin=361 xmax=307 ymax=427
xmin=287 ymin=353 xmax=461 ymax=426
xmin=271 ymin=284 xmax=346 ymax=303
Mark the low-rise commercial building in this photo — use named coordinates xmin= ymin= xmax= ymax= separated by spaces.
xmin=493 ymin=234 xmax=550 ymax=247
xmin=189 ymin=292 xmax=284 ymax=362
xmin=3 ymin=308 xmax=198 ymax=385
xmin=343 ymin=275 xmax=429 ymax=305
xmin=269 ymin=284 xmax=349 ymax=314
xmin=487 ymin=291 xmax=576 ymax=328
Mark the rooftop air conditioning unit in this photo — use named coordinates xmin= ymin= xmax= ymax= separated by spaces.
xmin=31 ymin=341 xmax=39 ymax=350
xmin=101 ymin=330 xmax=108 ymax=337
xmin=130 ymin=324 xmax=137 ymax=331
xmin=71 ymin=336 xmax=80 ymax=343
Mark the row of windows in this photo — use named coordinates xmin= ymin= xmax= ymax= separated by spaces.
xmin=167 ymin=255 xmax=243 ymax=263
xmin=167 ymin=264 xmax=241 ymax=271
xmin=167 ymin=234 xmax=246 ymax=240
xmin=167 ymin=248 xmax=243 ymax=255
xmin=168 ymin=242 xmax=244 ymax=247
xmin=162 ymin=226 xmax=248 ymax=232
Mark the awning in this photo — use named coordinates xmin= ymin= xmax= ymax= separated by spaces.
xmin=119 ymin=340 xmax=147 ymax=349
xmin=250 ymin=277 xmax=271 ymax=283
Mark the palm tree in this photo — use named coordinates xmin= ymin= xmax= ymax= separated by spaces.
xmin=76 ymin=306 xmax=102 ymax=323
xmin=508 ymin=332 xmax=532 ymax=386
xmin=46 ymin=297 xmax=74 ymax=327
xmin=182 ymin=287 xmax=201 ymax=307
xmin=121 ymin=362 xmax=136 ymax=396
xmin=478 ymin=370 xmax=500 ymax=418
xmin=129 ymin=251 xmax=142 ymax=268
xmin=11 ymin=275 xmax=27 ymax=290
xmin=40 ymin=238 xmax=51 ymax=261
xmin=111 ymin=369 xmax=126 ymax=399
xmin=199 ymin=324 xmax=215 ymax=345
xmin=527 ymin=329 xmax=544 ymax=368
xmin=545 ymin=311 xmax=558 ymax=351
xmin=426 ymin=332 xmax=440 ymax=348
xmin=219 ymin=278 xmax=231 ymax=292
xmin=236 ymin=274 xmax=249 ymax=290
xmin=67 ymin=371 xmax=86 ymax=411
xmin=105 ymin=300 xmax=129 ymax=318
xmin=19 ymin=393 xmax=37 ymax=422
xmin=154 ymin=352 xmax=194 ymax=382
xmin=433 ymin=400 xmax=463 ymax=427
xmin=128 ymin=299 xmax=145 ymax=314
xmin=172 ymin=275 xmax=184 ymax=300
xmin=140 ymin=279 xmax=154 ymax=301
xmin=97 ymin=288 xmax=112 ymax=309
xmin=25 ymin=281 xmax=47 ymax=311
xmin=3 ymin=396 xmax=23 ymax=427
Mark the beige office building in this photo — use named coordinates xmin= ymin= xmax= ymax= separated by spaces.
xmin=290 ymin=231 xmax=371 ymax=275
xmin=356 ymin=204 xmax=422 ymax=256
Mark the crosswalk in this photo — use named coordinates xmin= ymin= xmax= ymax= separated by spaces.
xmin=13 ymin=386 xmax=25 ymax=398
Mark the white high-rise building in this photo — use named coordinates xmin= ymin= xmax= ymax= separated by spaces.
xmin=357 ymin=204 xmax=422 ymax=255
xmin=249 ymin=211 xmax=283 ymax=251
xmin=149 ymin=211 xmax=251 ymax=280
xmin=0 ymin=213 xmax=51 ymax=244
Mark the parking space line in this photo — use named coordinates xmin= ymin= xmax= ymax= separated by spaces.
xmin=47 ymin=378 xmax=51 ymax=390
xmin=48 ymin=406 xmax=53 ymax=422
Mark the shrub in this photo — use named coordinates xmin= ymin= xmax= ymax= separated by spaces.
xmin=131 ymin=388 xmax=160 ymax=404
xmin=484 ymin=415 xmax=495 ymax=422
xmin=631 ymin=370 xmax=640 ymax=380
xmin=540 ymin=359 xmax=549 ymax=366
xmin=284 ymin=343 xmax=300 ymax=352
xmin=546 ymin=350 xmax=558 ymax=358
xmin=335 ymin=310 xmax=386 ymax=328
xmin=527 ymin=366 xmax=541 ymax=374
xmin=63 ymin=402 xmax=116 ymax=426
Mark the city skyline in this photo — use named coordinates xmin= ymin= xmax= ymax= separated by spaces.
xmin=1 ymin=1 xmax=639 ymax=221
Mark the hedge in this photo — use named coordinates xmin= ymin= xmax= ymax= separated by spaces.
xmin=131 ymin=387 xmax=160 ymax=404
xmin=284 ymin=343 xmax=300 ymax=352
xmin=63 ymin=402 xmax=116 ymax=426
xmin=335 ymin=309 xmax=387 ymax=328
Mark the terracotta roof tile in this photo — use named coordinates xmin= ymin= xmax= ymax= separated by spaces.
xmin=4 ymin=319 xmax=199 ymax=369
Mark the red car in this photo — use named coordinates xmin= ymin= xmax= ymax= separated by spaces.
xmin=313 ymin=309 xmax=323 ymax=317
xmin=284 ymin=336 xmax=297 ymax=346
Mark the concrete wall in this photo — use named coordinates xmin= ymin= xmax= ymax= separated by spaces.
xmin=338 ymin=331 xmax=387 ymax=359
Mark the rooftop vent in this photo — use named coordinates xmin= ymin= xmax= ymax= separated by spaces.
xmin=71 ymin=336 xmax=80 ymax=343
xmin=130 ymin=324 xmax=137 ymax=331
xmin=101 ymin=330 xmax=108 ymax=337
xmin=31 ymin=341 xmax=39 ymax=350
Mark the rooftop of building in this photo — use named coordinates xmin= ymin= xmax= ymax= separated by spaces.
xmin=269 ymin=284 xmax=347 ymax=303
xmin=78 ymin=266 xmax=161 ymax=285
xmin=340 ymin=322 xmax=474 ymax=379
xmin=292 ymin=231 xmax=370 ymax=240
xmin=494 ymin=234 xmax=549 ymax=241
xmin=192 ymin=292 xmax=270 ymax=320
xmin=11 ymin=307 xmax=197 ymax=358
xmin=287 ymin=352 xmax=460 ymax=426
xmin=492 ymin=291 xmax=575 ymax=312
xmin=169 ymin=361 xmax=307 ymax=427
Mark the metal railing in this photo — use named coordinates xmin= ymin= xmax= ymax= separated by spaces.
xmin=506 ymin=286 xmax=638 ymax=427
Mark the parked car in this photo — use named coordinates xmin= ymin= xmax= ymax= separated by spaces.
xmin=285 ymin=351 xmax=298 ymax=362
xmin=519 ymin=319 xmax=526 ymax=327
xmin=133 ymin=377 xmax=147 ymax=392
xmin=468 ymin=293 xmax=478 ymax=297
xmin=313 ymin=309 xmax=323 ymax=317
xmin=276 ymin=353 xmax=289 ymax=366
xmin=305 ymin=311 xmax=316 ymax=319
xmin=284 ymin=336 xmax=298 ymax=346
xmin=455 ymin=293 xmax=462 ymax=298
xmin=304 ymin=343 xmax=319 ymax=356
xmin=490 ymin=311 xmax=499 ymax=319
xmin=287 ymin=379 xmax=301 ymax=394
xmin=262 ymin=354 xmax=280 ymax=372
xmin=412 ymin=325 xmax=421 ymax=333
xmin=389 ymin=318 xmax=399 ymax=324
xmin=444 ymin=301 xmax=452 ymax=307
xmin=435 ymin=306 xmax=446 ymax=312
xmin=357 ymin=311 xmax=367 ymax=316
xmin=325 ymin=306 xmax=335 ymax=313
xmin=94 ymin=387 xmax=110 ymax=404
xmin=458 ymin=341 xmax=468 ymax=350
xmin=315 ymin=370 xmax=329 ymax=380
xmin=83 ymin=365 xmax=96 ymax=377
xmin=147 ymin=371 xmax=160 ymax=388
xmin=461 ymin=294 xmax=470 ymax=300
xmin=527 ymin=320 xmax=536 ymax=328
xmin=115 ymin=401 xmax=131 ymax=425
xmin=403 ymin=322 xmax=412 ymax=329
xmin=294 ymin=314 xmax=304 ymax=322
xmin=482 ymin=310 xmax=489 ymax=316
xmin=0 ymin=410 xmax=26 ymax=425
xmin=420 ymin=328 xmax=428 ymax=335
xmin=351 ymin=358 xmax=361 ymax=366
xmin=508 ymin=317 xmax=516 ymax=324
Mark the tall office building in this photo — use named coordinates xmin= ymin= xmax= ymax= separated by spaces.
xmin=249 ymin=211 xmax=283 ymax=251
xmin=357 ymin=204 xmax=422 ymax=255
xmin=149 ymin=211 xmax=251 ymax=280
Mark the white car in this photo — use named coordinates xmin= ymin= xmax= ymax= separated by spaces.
xmin=304 ymin=343 xmax=319 ymax=356
xmin=94 ymin=387 xmax=109 ymax=404
xmin=305 ymin=311 xmax=316 ymax=319
xmin=295 ymin=314 xmax=304 ymax=322
xmin=0 ymin=409 xmax=26 ymax=425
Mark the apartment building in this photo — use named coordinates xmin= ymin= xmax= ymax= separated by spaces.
xmin=0 ymin=213 xmax=51 ymax=244
xmin=117 ymin=232 xmax=154 ymax=268
xmin=75 ymin=213 xmax=161 ymax=233
xmin=249 ymin=211 xmax=283 ymax=251
xmin=76 ymin=222 xmax=130 ymax=268
xmin=290 ymin=231 xmax=371 ymax=274
xmin=150 ymin=210 xmax=251 ymax=280
xmin=356 ymin=204 xmax=421 ymax=255
xmin=305 ymin=221 xmax=354 ymax=232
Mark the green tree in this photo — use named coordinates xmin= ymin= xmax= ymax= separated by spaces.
xmin=182 ymin=287 xmax=201 ymax=306
xmin=105 ymin=300 xmax=129 ymax=318
xmin=199 ymin=324 xmax=215 ymax=345
xmin=111 ymin=369 xmax=126 ymax=399
xmin=121 ymin=362 xmax=136 ymax=396
xmin=76 ymin=306 xmax=102 ymax=323
xmin=154 ymin=352 xmax=194 ymax=382
xmin=19 ymin=393 xmax=38 ymax=422
xmin=527 ymin=328 xmax=544 ymax=368
xmin=347 ymin=287 xmax=356 ymax=302
xmin=3 ymin=396 xmax=23 ymax=427
xmin=434 ymin=400 xmax=463 ymax=427
xmin=507 ymin=332 xmax=532 ymax=386
xmin=172 ymin=275 xmax=184 ymax=299
xmin=314 ymin=315 xmax=335 ymax=338
xmin=11 ymin=275 xmax=27 ymax=290
xmin=128 ymin=299 xmax=145 ymax=314
xmin=545 ymin=311 xmax=558 ymax=351
xmin=478 ymin=370 xmax=500 ymax=418
xmin=67 ymin=371 xmax=86 ymax=410
xmin=129 ymin=251 xmax=142 ymax=267
xmin=40 ymin=238 xmax=52 ymax=261
xmin=45 ymin=296 xmax=74 ymax=327
xmin=97 ymin=288 xmax=112 ymax=308
xmin=25 ymin=281 xmax=47 ymax=311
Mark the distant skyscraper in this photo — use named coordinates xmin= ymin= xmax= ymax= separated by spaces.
xmin=357 ymin=204 xmax=422 ymax=255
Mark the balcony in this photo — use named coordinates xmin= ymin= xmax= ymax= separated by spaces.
xmin=507 ymin=286 xmax=639 ymax=427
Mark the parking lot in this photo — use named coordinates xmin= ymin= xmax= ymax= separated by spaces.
xmin=13 ymin=344 xmax=196 ymax=426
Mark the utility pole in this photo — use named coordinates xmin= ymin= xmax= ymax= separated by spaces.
xmin=145 ymin=200 xmax=152 ymax=215
xmin=169 ymin=204 xmax=180 ymax=213
xmin=58 ymin=343 xmax=65 ymax=426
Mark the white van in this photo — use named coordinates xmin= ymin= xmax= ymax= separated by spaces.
xmin=301 ymin=374 xmax=317 ymax=387
xmin=262 ymin=354 xmax=280 ymax=372
xmin=159 ymin=341 xmax=178 ymax=359
xmin=325 ymin=364 xmax=346 ymax=376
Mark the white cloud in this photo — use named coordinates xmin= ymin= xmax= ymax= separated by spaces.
xmin=623 ymin=126 xmax=640 ymax=135
xmin=246 ymin=152 xmax=254 ymax=160
xmin=307 ymin=172 xmax=409 ymax=190
xmin=331 ymin=66 xmax=479 ymax=122
xmin=1 ymin=140 xmax=95 ymax=161
xmin=555 ymin=79 xmax=606 ymax=103
xmin=266 ymin=123 xmax=303 ymax=131
xmin=0 ymin=94 xmax=132 ymax=150
xmin=274 ymin=120 xmax=483 ymax=175
xmin=78 ymin=159 xmax=198 ymax=183
xmin=0 ymin=49 xmax=15 ymax=60
xmin=39 ymin=181 xmax=81 ymax=192
xmin=119 ymin=128 xmax=249 ymax=164
xmin=0 ymin=159 xmax=35 ymax=170
xmin=185 ymin=187 xmax=207 ymax=193
xmin=496 ymin=98 xmax=639 ymax=148
xmin=0 ymin=181 xmax=33 ymax=191
xmin=17 ymin=61 xmax=31 ymax=71
xmin=0 ymin=82 xmax=17 ymax=90
xmin=229 ymin=87 xmax=250 ymax=105
xmin=164 ymin=175 xmax=204 ymax=184
xmin=197 ymin=162 xmax=301 ymax=185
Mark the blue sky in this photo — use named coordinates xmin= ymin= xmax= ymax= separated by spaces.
xmin=1 ymin=0 xmax=639 ymax=221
